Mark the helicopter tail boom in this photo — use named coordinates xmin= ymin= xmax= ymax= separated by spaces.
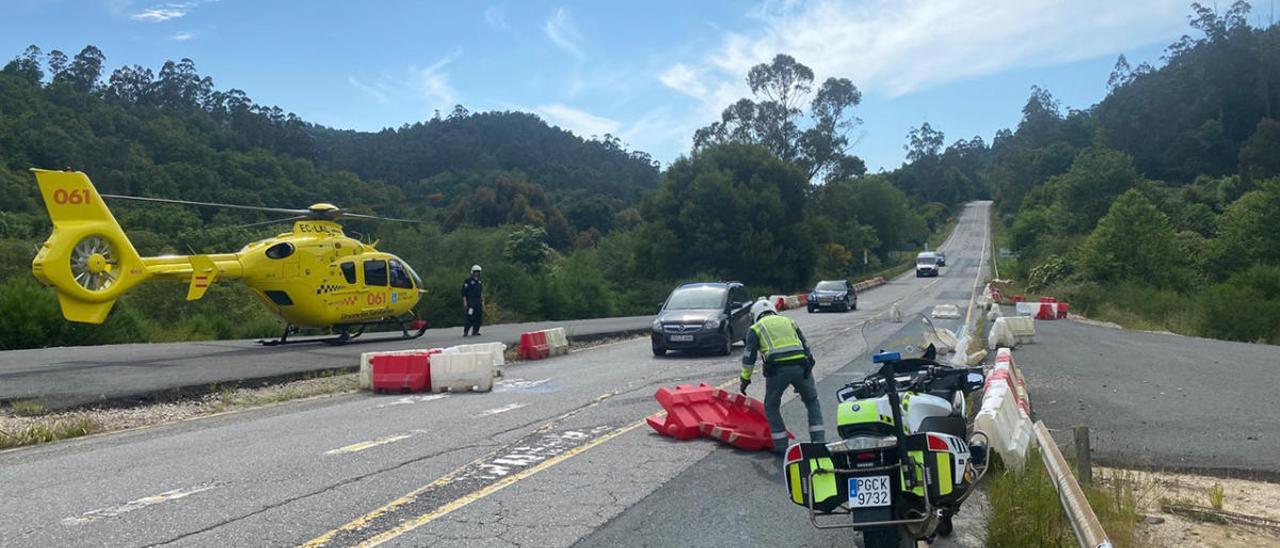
xmin=30 ymin=169 xmax=148 ymax=323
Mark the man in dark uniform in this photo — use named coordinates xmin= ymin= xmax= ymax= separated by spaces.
xmin=461 ymin=264 xmax=483 ymax=336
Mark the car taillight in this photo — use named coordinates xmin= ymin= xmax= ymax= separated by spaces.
xmin=855 ymin=451 xmax=876 ymax=461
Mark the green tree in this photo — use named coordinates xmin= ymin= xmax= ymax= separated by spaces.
xmin=1076 ymin=189 xmax=1185 ymax=287
xmin=693 ymin=54 xmax=863 ymax=180
xmin=1213 ymin=178 xmax=1280 ymax=273
xmin=635 ymin=143 xmax=813 ymax=289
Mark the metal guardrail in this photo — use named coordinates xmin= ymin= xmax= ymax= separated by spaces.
xmin=1033 ymin=421 xmax=1113 ymax=548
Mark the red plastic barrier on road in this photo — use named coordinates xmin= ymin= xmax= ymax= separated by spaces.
xmin=646 ymin=384 xmax=790 ymax=450
xmin=372 ymin=351 xmax=433 ymax=393
xmin=1012 ymin=295 xmax=1025 ymax=303
xmin=519 ymin=331 xmax=550 ymax=360
xmin=796 ymin=294 xmax=809 ymax=306
xmin=1057 ymin=303 xmax=1070 ymax=319
xmin=774 ymin=296 xmax=787 ymax=311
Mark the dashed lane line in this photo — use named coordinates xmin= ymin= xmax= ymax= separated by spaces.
xmin=324 ymin=435 xmax=413 ymax=456
xmin=63 ymin=485 xmax=217 ymax=525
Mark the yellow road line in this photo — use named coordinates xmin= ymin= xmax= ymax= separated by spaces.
xmin=357 ymin=420 xmax=649 ymax=547
xmin=324 ymin=434 xmax=411 ymax=456
xmin=303 ymin=379 xmax=733 ymax=548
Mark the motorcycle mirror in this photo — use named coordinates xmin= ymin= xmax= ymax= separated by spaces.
xmin=966 ymin=372 xmax=985 ymax=392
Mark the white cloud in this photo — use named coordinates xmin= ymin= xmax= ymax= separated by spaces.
xmin=347 ymin=51 xmax=463 ymax=117
xmin=170 ymin=31 xmax=195 ymax=41
xmin=663 ymin=0 xmax=1190 ymax=118
xmin=484 ymin=5 xmax=508 ymax=30
xmin=658 ymin=63 xmax=707 ymax=100
xmin=535 ymin=103 xmax=621 ymax=138
xmin=544 ymin=7 xmax=585 ymax=59
xmin=131 ymin=7 xmax=186 ymax=22
xmin=416 ymin=53 xmax=461 ymax=112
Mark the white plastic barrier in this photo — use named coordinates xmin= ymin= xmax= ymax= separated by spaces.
xmin=931 ymin=304 xmax=962 ymax=319
xmin=783 ymin=295 xmax=801 ymax=310
xmin=988 ymin=316 xmax=1035 ymax=349
xmin=1004 ymin=316 xmax=1036 ymax=345
xmin=974 ymin=378 xmax=1034 ymax=472
xmin=449 ymin=342 xmax=507 ymax=366
xmin=543 ymin=327 xmax=569 ymax=356
xmin=430 ymin=352 xmax=495 ymax=393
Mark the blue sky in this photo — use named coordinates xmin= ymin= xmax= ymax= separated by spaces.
xmin=2 ymin=0 xmax=1212 ymax=171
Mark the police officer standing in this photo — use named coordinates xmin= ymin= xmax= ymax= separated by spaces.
xmin=740 ymin=299 xmax=825 ymax=453
xmin=461 ymin=265 xmax=484 ymax=337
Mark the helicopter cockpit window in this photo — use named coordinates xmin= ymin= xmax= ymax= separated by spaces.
xmin=389 ymin=259 xmax=414 ymax=289
xmin=265 ymin=242 xmax=295 ymax=260
xmin=340 ymin=262 xmax=357 ymax=284
xmin=363 ymin=259 xmax=388 ymax=286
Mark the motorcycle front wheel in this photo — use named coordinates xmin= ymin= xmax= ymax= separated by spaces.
xmin=862 ymin=527 xmax=914 ymax=548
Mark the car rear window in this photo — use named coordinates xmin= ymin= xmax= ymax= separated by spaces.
xmin=665 ymin=286 xmax=727 ymax=310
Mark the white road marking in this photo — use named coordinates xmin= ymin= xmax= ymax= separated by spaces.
xmin=63 ymin=485 xmax=216 ymax=525
xmin=374 ymin=394 xmax=449 ymax=409
xmin=325 ymin=434 xmax=412 ymax=455
xmin=475 ymin=403 xmax=526 ymax=417
xmin=493 ymin=378 xmax=551 ymax=392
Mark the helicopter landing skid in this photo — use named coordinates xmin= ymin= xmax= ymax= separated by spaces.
xmin=257 ymin=319 xmax=429 ymax=347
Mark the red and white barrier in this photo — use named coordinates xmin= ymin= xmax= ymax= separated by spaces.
xmin=518 ymin=327 xmax=569 ymax=360
xmin=975 ymin=346 xmax=1035 ymax=472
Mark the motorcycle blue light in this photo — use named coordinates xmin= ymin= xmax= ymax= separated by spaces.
xmin=873 ymin=351 xmax=900 ymax=363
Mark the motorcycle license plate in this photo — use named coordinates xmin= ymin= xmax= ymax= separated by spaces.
xmin=669 ymin=335 xmax=694 ymax=342
xmin=848 ymin=476 xmax=891 ymax=508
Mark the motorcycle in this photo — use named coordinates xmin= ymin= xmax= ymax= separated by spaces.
xmin=782 ymin=335 xmax=990 ymax=548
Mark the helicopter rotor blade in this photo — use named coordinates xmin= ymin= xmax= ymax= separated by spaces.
xmin=101 ymin=194 xmax=309 ymax=216
xmin=340 ymin=212 xmax=425 ymax=224
xmin=233 ymin=216 xmax=310 ymax=230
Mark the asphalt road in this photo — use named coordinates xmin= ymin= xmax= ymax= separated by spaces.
xmin=1011 ymin=317 xmax=1280 ymax=477
xmin=0 ymin=202 xmax=993 ymax=548
xmin=0 ymin=315 xmax=651 ymax=409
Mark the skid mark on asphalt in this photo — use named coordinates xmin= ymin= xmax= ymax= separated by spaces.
xmin=474 ymin=403 xmax=526 ymax=417
xmin=63 ymin=485 xmax=216 ymax=525
xmin=325 ymin=435 xmax=412 ymax=456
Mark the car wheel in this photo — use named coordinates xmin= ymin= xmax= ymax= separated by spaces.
xmin=652 ymin=345 xmax=666 ymax=357
xmin=807 ymin=306 xmax=816 ymax=313
xmin=717 ymin=331 xmax=732 ymax=356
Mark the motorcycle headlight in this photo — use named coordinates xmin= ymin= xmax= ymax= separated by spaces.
xmin=703 ymin=318 xmax=721 ymax=330
xmin=826 ymin=436 xmax=898 ymax=454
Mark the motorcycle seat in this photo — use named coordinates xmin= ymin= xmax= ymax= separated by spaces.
xmin=918 ymin=415 xmax=967 ymax=440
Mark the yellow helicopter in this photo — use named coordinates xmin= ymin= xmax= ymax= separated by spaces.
xmin=29 ymin=169 xmax=430 ymax=345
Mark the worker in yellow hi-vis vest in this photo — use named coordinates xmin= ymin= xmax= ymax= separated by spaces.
xmin=740 ymin=299 xmax=825 ymax=454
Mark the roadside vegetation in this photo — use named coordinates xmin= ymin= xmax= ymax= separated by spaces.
xmin=985 ymin=450 xmax=1143 ymax=548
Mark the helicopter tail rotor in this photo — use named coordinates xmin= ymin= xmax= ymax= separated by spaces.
xmin=30 ymin=169 xmax=150 ymax=323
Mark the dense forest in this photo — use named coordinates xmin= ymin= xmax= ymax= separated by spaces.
xmin=0 ymin=45 xmax=942 ymax=350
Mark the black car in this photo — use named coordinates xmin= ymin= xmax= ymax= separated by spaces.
xmin=651 ymin=282 xmax=753 ymax=357
xmin=807 ymin=279 xmax=857 ymax=313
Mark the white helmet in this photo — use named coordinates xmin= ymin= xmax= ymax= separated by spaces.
xmin=750 ymin=299 xmax=777 ymax=322
xmin=471 ymin=264 xmax=482 ymax=272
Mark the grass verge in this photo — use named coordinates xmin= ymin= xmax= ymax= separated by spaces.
xmin=0 ymin=415 xmax=97 ymax=450
xmin=984 ymin=449 xmax=1144 ymax=548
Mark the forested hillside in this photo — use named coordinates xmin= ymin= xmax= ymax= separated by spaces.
xmin=984 ymin=2 xmax=1280 ymax=343
xmin=0 ymin=44 xmax=950 ymax=350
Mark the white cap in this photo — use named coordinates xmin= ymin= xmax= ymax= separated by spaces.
xmin=471 ymin=264 xmax=482 ymax=272
xmin=750 ymin=299 xmax=777 ymax=322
